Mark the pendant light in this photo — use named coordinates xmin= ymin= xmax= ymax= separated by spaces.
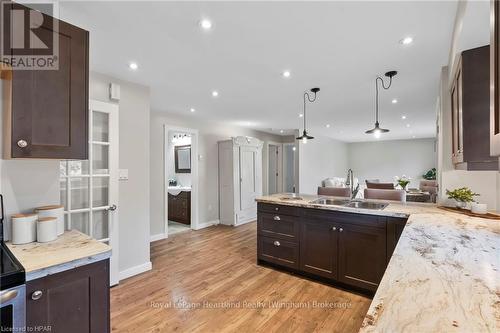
xmin=296 ymin=87 xmax=320 ymax=144
xmin=366 ymin=71 xmax=397 ymax=138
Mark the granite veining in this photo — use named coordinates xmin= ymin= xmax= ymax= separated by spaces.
xmin=6 ymin=230 xmax=111 ymax=281
xmin=256 ymin=194 xmax=500 ymax=332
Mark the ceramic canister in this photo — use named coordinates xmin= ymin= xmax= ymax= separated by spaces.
xmin=36 ymin=217 xmax=58 ymax=243
xmin=35 ymin=205 xmax=64 ymax=235
xmin=11 ymin=213 xmax=37 ymax=245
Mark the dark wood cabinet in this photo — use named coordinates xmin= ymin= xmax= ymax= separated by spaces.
xmin=26 ymin=260 xmax=109 ymax=333
xmin=1 ymin=2 xmax=89 ymax=159
xmin=450 ymin=45 xmax=498 ymax=170
xmin=257 ymin=203 xmax=393 ymax=293
xmin=300 ymin=218 xmax=338 ymax=279
xmin=491 ymin=0 xmax=500 ymax=156
xmin=168 ymin=191 xmax=191 ymax=225
xmin=337 ymin=223 xmax=386 ymax=291
xmin=386 ymin=217 xmax=408 ymax=261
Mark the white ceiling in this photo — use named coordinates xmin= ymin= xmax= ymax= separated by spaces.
xmin=58 ymin=1 xmax=468 ymax=142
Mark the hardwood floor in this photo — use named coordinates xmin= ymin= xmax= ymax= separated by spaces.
xmin=110 ymin=222 xmax=371 ymax=332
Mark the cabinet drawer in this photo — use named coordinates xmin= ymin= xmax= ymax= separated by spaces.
xmin=258 ymin=203 xmax=299 ymax=216
xmin=257 ymin=212 xmax=299 ymax=240
xmin=302 ymin=208 xmax=386 ymax=229
xmin=258 ymin=236 xmax=299 ymax=269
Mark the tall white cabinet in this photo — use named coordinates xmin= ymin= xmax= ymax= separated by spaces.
xmin=218 ymin=136 xmax=263 ymax=226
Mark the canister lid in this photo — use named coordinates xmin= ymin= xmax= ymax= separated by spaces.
xmin=11 ymin=213 xmax=37 ymax=218
xmin=38 ymin=217 xmax=57 ymax=222
xmin=35 ymin=205 xmax=64 ymax=211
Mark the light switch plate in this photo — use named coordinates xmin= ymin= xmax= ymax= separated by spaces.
xmin=119 ymin=169 xmax=129 ymax=180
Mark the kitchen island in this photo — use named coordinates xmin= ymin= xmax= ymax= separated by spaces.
xmin=256 ymin=194 xmax=499 ymax=333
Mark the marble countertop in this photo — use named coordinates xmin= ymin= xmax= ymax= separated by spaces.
xmin=6 ymin=230 xmax=111 ymax=281
xmin=256 ymin=194 xmax=500 ymax=332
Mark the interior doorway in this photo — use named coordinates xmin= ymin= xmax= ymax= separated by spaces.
xmin=283 ymin=143 xmax=296 ymax=193
xmin=163 ymin=126 xmax=199 ymax=237
xmin=268 ymin=144 xmax=282 ymax=194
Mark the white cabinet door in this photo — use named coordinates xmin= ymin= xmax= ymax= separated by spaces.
xmin=239 ymin=146 xmax=258 ymax=211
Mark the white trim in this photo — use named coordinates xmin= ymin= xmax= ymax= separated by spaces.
xmin=163 ymin=125 xmax=200 ymax=238
xmin=150 ymin=233 xmax=168 ymax=242
xmin=192 ymin=220 xmax=220 ymax=231
xmin=119 ymin=261 xmax=152 ymax=281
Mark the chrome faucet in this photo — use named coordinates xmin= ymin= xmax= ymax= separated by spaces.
xmin=345 ymin=169 xmax=359 ymax=199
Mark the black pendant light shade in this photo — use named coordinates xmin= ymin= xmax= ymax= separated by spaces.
xmin=366 ymin=71 xmax=397 ymax=137
xmin=296 ymin=87 xmax=320 ymax=143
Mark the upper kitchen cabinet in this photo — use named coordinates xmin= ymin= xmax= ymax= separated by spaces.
xmin=1 ymin=2 xmax=89 ymax=159
xmin=450 ymin=45 xmax=498 ymax=170
xmin=491 ymin=0 xmax=500 ymax=156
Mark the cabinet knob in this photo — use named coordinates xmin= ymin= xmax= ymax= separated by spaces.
xmin=273 ymin=215 xmax=281 ymax=221
xmin=273 ymin=240 xmax=280 ymax=247
xmin=17 ymin=140 xmax=28 ymax=148
xmin=274 ymin=207 xmax=279 ymax=211
xmin=31 ymin=290 xmax=43 ymax=301
xmin=339 ymin=228 xmax=344 ymax=232
xmin=331 ymin=226 xmax=337 ymax=231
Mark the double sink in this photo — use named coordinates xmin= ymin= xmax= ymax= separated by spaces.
xmin=310 ymin=198 xmax=389 ymax=210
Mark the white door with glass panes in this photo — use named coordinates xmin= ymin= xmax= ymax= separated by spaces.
xmin=60 ymin=100 xmax=119 ymax=285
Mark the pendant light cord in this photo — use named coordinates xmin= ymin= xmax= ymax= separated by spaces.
xmin=375 ymin=75 xmax=393 ymax=123
xmin=303 ymin=91 xmax=318 ymax=131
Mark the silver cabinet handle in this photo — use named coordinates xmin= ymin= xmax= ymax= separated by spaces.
xmin=339 ymin=228 xmax=344 ymax=232
xmin=273 ymin=241 xmax=280 ymax=247
xmin=17 ymin=140 xmax=28 ymax=148
xmin=31 ymin=290 xmax=43 ymax=301
xmin=1 ymin=290 xmax=18 ymax=303
xmin=273 ymin=215 xmax=281 ymax=221
xmin=331 ymin=226 xmax=337 ymax=231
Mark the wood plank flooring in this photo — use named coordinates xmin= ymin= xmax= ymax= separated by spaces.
xmin=110 ymin=222 xmax=371 ymax=332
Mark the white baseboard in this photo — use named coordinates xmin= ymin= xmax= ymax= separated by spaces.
xmin=193 ymin=219 xmax=220 ymax=230
xmin=234 ymin=218 xmax=256 ymax=227
xmin=150 ymin=233 xmax=168 ymax=242
xmin=119 ymin=261 xmax=152 ymax=281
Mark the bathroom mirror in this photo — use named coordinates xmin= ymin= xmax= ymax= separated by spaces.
xmin=175 ymin=145 xmax=191 ymax=173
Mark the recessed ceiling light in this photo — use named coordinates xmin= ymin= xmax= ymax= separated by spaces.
xmin=129 ymin=62 xmax=138 ymax=70
xmin=292 ymin=146 xmax=296 ymax=151
xmin=280 ymin=130 xmax=284 ymax=133
xmin=401 ymin=115 xmax=407 ymax=120
xmin=392 ymin=99 xmax=398 ymax=104
xmin=406 ymin=124 xmax=411 ymax=128
xmin=282 ymin=70 xmax=291 ymax=78
xmin=212 ymin=90 xmax=219 ymax=97
xmin=326 ymin=124 xmax=331 ymax=128
xmin=400 ymin=36 xmax=413 ymax=45
xmin=299 ymin=113 xmax=303 ymax=118
xmin=200 ymin=19 xmax=212 ymax=30
xmin=190 ymin=108 xmax=196 ymax=113
xmin=412 ymin=135 xmax=416 ymax=138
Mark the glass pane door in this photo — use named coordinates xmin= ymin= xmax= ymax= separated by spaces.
xmin=60 ymin=100 xmax=119 ymax=285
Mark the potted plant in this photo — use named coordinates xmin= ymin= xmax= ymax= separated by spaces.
xmin=446 ymin=187 xmax=479 ymax=209
xmin=422 ymin=168 xmax=436 ymax=180
xmin=394 ymin=175 xmax=411 ymax=191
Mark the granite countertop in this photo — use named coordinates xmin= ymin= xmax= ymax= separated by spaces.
xmin=6 ymin=230 xmax=111 ymax=281
xmin=256 ymin=194 xmax=500 ymax=332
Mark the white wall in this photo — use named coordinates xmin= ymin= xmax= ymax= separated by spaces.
xmin=89 ymin=72 xmax=151 ymax=277
xmin=150 ymin=111 xmax=288 ymax=237
xmin=298 ymin=136 xmax=348 ymax=195
xmin=347 ymin=138 xmax=436 ymax=187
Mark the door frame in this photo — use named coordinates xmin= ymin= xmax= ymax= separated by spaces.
xmin=264 ymin=141 xmax=283 ymax=195
xmin=163 ymin=125 xmax=199 ymax=236
xmin=282 ymin=142 xmax=297 ymax=193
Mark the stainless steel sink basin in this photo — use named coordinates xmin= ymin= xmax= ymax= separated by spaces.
xmin=345 ymin=201 xmax=388 ymax=210
xmin=310 ymin=198 xmax=350 ymax=206
xmin=310 ymin=198 xmax=388 ymax=210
